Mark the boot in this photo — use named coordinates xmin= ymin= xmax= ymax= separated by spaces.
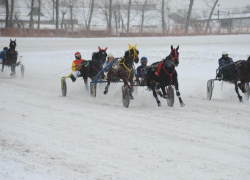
xmin=70 ymin=74 xmax=76 ymax=82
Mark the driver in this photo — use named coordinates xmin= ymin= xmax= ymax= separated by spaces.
xmin=135 ymin=57 xmax=148 ymax=84
xmin=103 ymin=53 xmax=115 ymax=72
xmin=70 ymin=52 xmax=84 ymax=82
xmin=218 ymin=51 xmax=234 ymax=68
xmin=217 ymin=51 xmax=234 ymax=79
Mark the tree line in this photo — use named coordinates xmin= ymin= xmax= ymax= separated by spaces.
xmin=0 ymin=0 xmax=249 ymax=36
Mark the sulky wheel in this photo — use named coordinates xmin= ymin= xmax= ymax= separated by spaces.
xmin=90 ymin=83 xmax=97 ymax=97
xmin=167 ymin=86 xmax=174 ymax=107
xmin=122 ymin=86 xmax=130 ymax=108
xmin=244 ymin=83 xmax=249 ymax=100
xmin=207 ymin=80 xmax=214 ymax=100
xmin=61 ymin=78 xmax=67 ymax=97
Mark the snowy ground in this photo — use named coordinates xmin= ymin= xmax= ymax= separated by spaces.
xmin=0 ymin=35 xmax=250 ymax=180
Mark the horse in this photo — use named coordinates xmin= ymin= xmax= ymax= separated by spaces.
xmin=103 ymin=44 xmax=139 ymax=99
xmin=1 ymin=39 xmax=18 ymax=76
xmin=219 ymin=56 xmax=250 ymax=102
xmin=238 ymin=56 xmax=250 ymax=93
xmin=79 ymin=46 xmax=107 ymax=87
xmin=146 ymin=45 xmax=185 ymax=107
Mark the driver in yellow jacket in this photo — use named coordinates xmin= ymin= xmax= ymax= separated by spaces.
xmin=70 ymin=52 xmax=84 ymax=82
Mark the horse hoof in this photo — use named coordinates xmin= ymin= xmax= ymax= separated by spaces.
xmin=180 ymin=102 xmax=185 ymax=107
xmin=130 ymin=96 xmax=134 ymax=100
xmin=157 ymin=102 xmax=161 ymax=107
xmin=104 ymin=91 xmax=107 ymax=95
xmin=1 ymin=69 xmax=3 ymax=72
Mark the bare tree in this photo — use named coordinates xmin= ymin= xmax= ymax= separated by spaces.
xmin=126 ymin=0 xmax=131 ymax=35
xmin=96 ymin=0 xmax=112 ymax=33
xmin=204 ymin=0 xmax=219 ymax=34
xmin=185 ymin=0 xmax=194 ymax=34
xmin=60 ymin=0 xmax=68 ymax=29
xmin=9 ymin=0 xmax=15 ymax=27
xmin=161 ymin=0 xmax=166 ymax=35
xmin=113 ymin=2 xmax=123 ymax=36
xmin=108 ymin=0 xmax=112 ymax=35
xmin=53 ymin=0 xmax=55 ymax=23
xmin=4 ymin=0 xmax=9 ymax=27
xmin=37 ymin=0 xmax=41 ymax=29
xmin=56 ymin=0 xmax=59 ymax=29
xmin=30 ymin=0 xmax=35 ymax=28
xmin=139 ymin=0 xmax=148 ymax=34
xmin=87 ymin=0 xmax=95 ymax=31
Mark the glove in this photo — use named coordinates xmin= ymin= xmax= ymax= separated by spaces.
xmin=75 ymin=65 xmax=80 ymax=70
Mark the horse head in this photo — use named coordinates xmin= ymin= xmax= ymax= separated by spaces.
xmin=92 ymin=46 xmax=108 ymax=65
xmin=9 ymin=39 xmax=17 ymax=51
xmin=124 ymin=43 xmax=139 ymax=64
xmin=169 ymin=45 xmax=179 ymax=67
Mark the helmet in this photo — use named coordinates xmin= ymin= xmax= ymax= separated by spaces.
xmin=3 ymin=47 xmax=8 ymax=51
xmin=140 ymin=57 xmax=148 ymax=64
xmin=222 ymin=51 xmax=229 ymax=55
xmin=107 ymin=53 xmax=114 ymax=58
xmin=75 ymin=52 xmax=81 ymax=56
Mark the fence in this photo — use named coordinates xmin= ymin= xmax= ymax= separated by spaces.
xmin=0 ymin=26 xmax=250 ymax=38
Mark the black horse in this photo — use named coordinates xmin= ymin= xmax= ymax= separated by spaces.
xmin=104 ymin=44 xmax=139 ymax=99
xmin=218 ymin=56 xmax=250 ymax=102
xmin=79 ymin=46 xmax=107 ymax=87
xmin=238 ymin=56 xmax=250 ymax=91
xmin=147 ymin=45 xmax=185 ymax=107
xmin=1 ymin=39 xmax=18 ymax=76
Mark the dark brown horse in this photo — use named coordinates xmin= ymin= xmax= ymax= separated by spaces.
xmin=103 ymin=44 xmax=139 ymax=99
xmin=146 ymin=45 xmax=185 ymax=107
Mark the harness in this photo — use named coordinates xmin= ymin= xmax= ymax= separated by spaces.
xmin=119 ymin=57 xmax=133 ymax=79
xmin=163 ymin=66 xmax=176 ymax=85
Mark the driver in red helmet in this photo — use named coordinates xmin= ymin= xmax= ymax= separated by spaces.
xmin=70 ymin=52 xmax=84 ymax=82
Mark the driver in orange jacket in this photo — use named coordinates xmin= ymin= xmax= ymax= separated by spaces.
xmin=70 ymin=52 xmax=84 ymax=82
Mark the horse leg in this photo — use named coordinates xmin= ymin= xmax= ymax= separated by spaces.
xmin=174 ymin=80 xmax=185 ymax=107
xmin=234 ymin=80 xmax=243 ymax=102
xmin=104 ymin=71 xmax=111 ymax=95
xmin=237 ymin=81 xmax=246 ymax=93
xmin=160 ymin=84 xmax=167 ymax=99
xmin=83 ymin=77 xmax=88 ymax=89
xmin=104 ymin=82 xmax=110 ymax=95
xmin=148 ymin=79 xmax=161 ymax=106
xmin=128 ymin=78 xmax=135 ymax=100
xmin=1 ymin=58 xmax=5 ymax=72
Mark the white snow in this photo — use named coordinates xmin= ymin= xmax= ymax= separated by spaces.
xmin=0 ymin=35 xmax=250 ymax=180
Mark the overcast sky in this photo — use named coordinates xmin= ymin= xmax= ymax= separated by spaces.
xmin=172 ymin=0 xmax=250 ymax=10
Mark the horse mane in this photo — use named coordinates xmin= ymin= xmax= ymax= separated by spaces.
xmin=92 ymin=51 xmax=99 ymax=61
xmin=124 ymin=50 xmax=129 ymax=58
